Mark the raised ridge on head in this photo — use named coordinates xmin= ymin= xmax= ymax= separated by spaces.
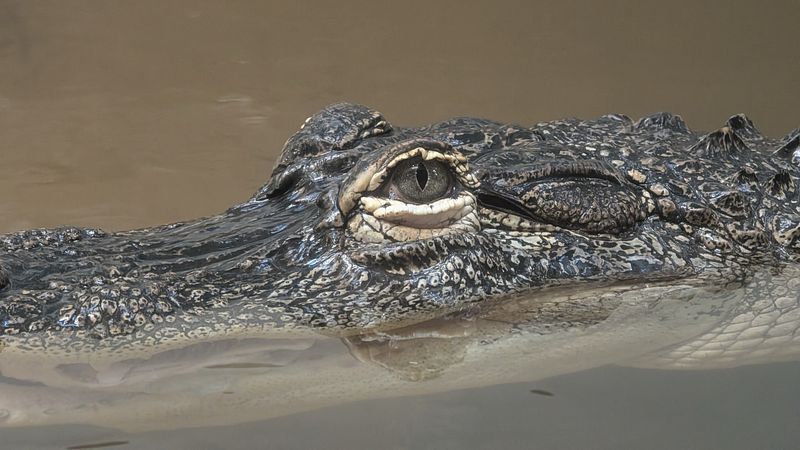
xmin=773 ymin=129 xmax=800 ymax=166
xmin=689 ymin=126 xmax=749 ymax=158
xmin=725 ymin=114 xmax=762 ymax=140
xmin=730 ymin=167 xmax=759 ymax=187
xmin=634 ymin=112 xmax=689 ymax=133
xmin=765 ymin=171 xmax=797 ymax=199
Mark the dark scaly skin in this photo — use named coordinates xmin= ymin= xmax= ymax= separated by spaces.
xmin=0 ymin=103 xmax=798 ymax=358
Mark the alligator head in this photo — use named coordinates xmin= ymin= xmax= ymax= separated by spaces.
xmin=1 ymin=103 xmax=799 ymax=355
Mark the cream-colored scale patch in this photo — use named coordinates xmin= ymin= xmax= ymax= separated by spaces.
xmin=349 ymin=192 xmax=481 ymax=243
xmin=481 ymin=229 xmax=560 ymax=251
xmin=627 ymin=169 xmax=647 ymax=184
xmin=479 ymin=208 xmax=558 ymax=233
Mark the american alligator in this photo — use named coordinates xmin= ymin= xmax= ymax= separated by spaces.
xmin=2 ymin=104 xmax=800 ymax=430
xmin=0 ymin=103 xmax=799 ymax=360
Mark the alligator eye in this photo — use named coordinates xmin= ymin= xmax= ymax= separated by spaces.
xmin=390 ymin=158 xmax=453 ymax=204
xmin=338 ymin=140 xmax=482 ymax=243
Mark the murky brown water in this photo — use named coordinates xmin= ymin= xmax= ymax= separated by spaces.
xmin=2 ymin=0 xmax=799 ymax=234
xmin=1 ymin=1 xmax=800 ymax=449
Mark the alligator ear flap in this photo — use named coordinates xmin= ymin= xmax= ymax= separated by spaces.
xmin=273 ymin=103 xmax=392 ymax=172
xmin=773 ymin=129 xmax=800 ymax=167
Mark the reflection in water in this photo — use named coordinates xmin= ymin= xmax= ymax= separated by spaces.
xmin=2 ymin=268 xmax=799 ymax=433
xmin=65 ymin=442 xmax=129 ymax=450
xmin=1 ymin=0 xmax=800 ymax=448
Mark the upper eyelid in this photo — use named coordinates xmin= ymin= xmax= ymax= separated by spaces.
xmin=486 ymin=161 xmax=624 ymax=186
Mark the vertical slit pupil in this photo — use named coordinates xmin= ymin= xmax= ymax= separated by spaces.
xmin=415 ymin=162 xmax=429 ymax=190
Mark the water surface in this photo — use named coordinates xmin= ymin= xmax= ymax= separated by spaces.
xmin=1 ymin=1 xmax=799 ymax=448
